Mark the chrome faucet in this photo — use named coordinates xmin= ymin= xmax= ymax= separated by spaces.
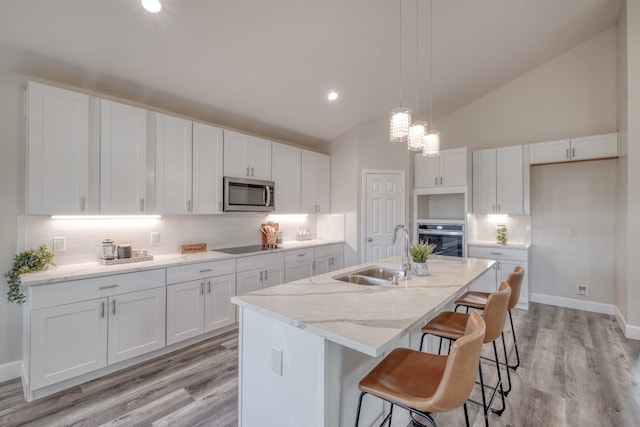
xmin=391 ymin=224 xmax=412 ymax=279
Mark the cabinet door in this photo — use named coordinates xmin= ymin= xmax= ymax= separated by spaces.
xmin=204 ymin=273 xmax=237 ymax=332
xmin=496 ymin=146 xmax=523 ymax=215
xmin=272 ymin=143 xmax=301 ymax=213
xmin=249 ymin=136 xmax=272 ymax=180
xmin=285 ymin=260 xmax=314 ymax=282
xmin=440 ymin=148 xmax=467 ymax=186
xmin=27 ymin=81 xmax=89 ymax=214
xmin=237 ymin=269 xmax=261 ymax=295
xmin=30 ymin=299 xmax=108 ymax=389
xmin=330 ymin=255 xmax=344 ymax=271
xmin=166 ymin=280 xmax=205 ymax=346
xmin=468 ymin=264 xmax=497 ymax=293
xmin=314 ymin=153 xmax=331 ymax=213
xmin=472 ymin=149 xmax=497 ymax=214
xmin=571 ymin=133 xmax=618 ymax=161
xmin=223 ymin=129 xmax=250 ymax=178
xmin=108 ymin=287 xmax=166 ymax=364
xmin=414 ymin=154 xmax=440 ymax=188
xmin=155 ymin=113 xmax=193 ymax=214
xmin=301 ymin=150 xmax=317 ymax=213
xmin=263 ymin=264 xmax=285 ymax=288
xmin=301 ymin=151 xmax=331 ymax=213
xmin=529 ymin=139 xmax=571 ymax=165
xmin=100 ymin=100 xmax=147 ymax=214
xmin=192 ymin=122 xmax=224 ymax=214
xmin=314 ymin=255 xmax=331 ymax=275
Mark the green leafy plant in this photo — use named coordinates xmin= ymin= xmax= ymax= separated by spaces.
xmin=410 ymin=242 xmax=437 ymax=263
xmin=5 ymin=245 xmax=55 ymax=304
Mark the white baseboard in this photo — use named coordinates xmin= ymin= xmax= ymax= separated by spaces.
xmin=530 ymin=293 xmax=616 ymax=315
xmin=615 ymin=306 xmax=640 ymax=340
xmin=0 ymin=360 xmax=22 ymax=383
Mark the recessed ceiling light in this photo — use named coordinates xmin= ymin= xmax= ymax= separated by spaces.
xmin=142 ymin=0 xmax=162 ymax=13
xmin=327 ymin=91 xmax=338 ymax=101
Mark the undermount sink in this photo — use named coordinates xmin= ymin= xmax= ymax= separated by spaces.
xmin=333 ymin=267 xmax=404 ymax=286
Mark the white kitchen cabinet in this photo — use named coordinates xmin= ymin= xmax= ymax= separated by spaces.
xmin=204 ymin=273 xmax=237 ymax=332
xmin=27 ymin=81 xmax=90 ymax=214
xmin=107 ymin=287 xmax=166 ymax=364
xmin=30 ymin=299 xmax=108 ymax=389
xmin=414 ymin=147 xmax=468 ymax=189
xmin=313 ymin=244 xmax=344 ymax=275
xmin=155 ymin=113 xmax=193 ymax=214
xmin=473 ymin=145 xmax=524 ymax=215
xmin=236 ymin=252 xmax=285 ymax=294
xmin=223 ymin=129 xmax=272 ymax=180
xmin=468 ymin=245 xmax=529 ymax=309
xmin=192 ymin=122 xmax=224 ymax=214
xmin=301 ymin=150 xmax=331 ymax=213
xmin=285 ymin=248 xmax=315 ymax=282
xmin=272 ymin=142 xmax=301 ymax=213
xmin=529 ymin=133 xmax=618 ymax=165
xmin=100 ymin=100 xmax=147 ymax=214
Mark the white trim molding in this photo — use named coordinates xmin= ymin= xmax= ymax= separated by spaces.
xmin=0 ymin=360 xmax=22 ymax=383
xmin=530 ymin=293 xmax=615 ymax=315
xmin=615 ymin=306 xmax=640 ymax=341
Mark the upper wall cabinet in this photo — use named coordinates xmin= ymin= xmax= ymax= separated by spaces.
xmin=100 ymin=100 xmax=147 ymax=214
xmin=155 ymin=113 xmax=193 ymax=214
xmin=414 ymin=147 xmax=468 ymax=189
xmin=272 ymin=143 xmax=302 ymax=213
xmin=192 ymin=122 xmax=224 ymax=214
xmin=301 ymin=151 xmax=330 ymax=214
xmin=27 ymin=82 xmax=90 ymax=214
xmin=223 ymin=130 xmax=272 ymax=180
xmin=473 ymin=145 xmax=524 ymax=215
xmin=529 ymin=133 xmax=618 ymax=165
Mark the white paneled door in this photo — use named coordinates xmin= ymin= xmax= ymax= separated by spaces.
xmin=364 ymin=171 xmax=405 ymax=263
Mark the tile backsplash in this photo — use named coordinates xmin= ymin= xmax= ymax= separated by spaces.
xmin=18 ymin=213 xmax=342 ymax=265
xmin=467 ymin=214 xmax=532 ymax=245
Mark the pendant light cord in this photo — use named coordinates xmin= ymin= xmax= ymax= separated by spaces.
xmin=399 ymin=0 xmax=403 ymax=107
xmin=415 ymin=0 xmax=420 ymax=119
xmin=429 ymin=0 xmax=433 ymax=125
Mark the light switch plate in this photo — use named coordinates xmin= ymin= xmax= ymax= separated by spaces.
xmin=271 ymin=347 xmax=283 ymax=376
xmin=150 ymin=232 xmax=160 ymax=246
xmin=52 ymin=237 xmax=66 ymax=252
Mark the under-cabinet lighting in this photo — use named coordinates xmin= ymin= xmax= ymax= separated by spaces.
xmin=486 ymin=214 xmax=509 ymax=223
xmin=267 ymin=214 xmax=309 ymax=223
xmin=51 ymin=215 xmax=162 ymax=220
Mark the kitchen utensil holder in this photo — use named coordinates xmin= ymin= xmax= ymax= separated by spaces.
xmin=266 ymin=234 xmax=276 ymax=246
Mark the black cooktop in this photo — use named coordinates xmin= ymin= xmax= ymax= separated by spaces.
xmin=213 ymin=244 xmax=278 ymax=254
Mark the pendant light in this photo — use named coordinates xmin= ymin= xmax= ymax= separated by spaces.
xmin=408 ymin=0 xmax=428 ymax=151
xmin=423 ymin=0 xmax=440 ymax=157
xmin=389 ymin=0 xmax=411 ymax=143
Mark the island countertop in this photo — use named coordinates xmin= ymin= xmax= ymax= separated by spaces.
xmin=231 ymin=255 xmax=494 ymax=357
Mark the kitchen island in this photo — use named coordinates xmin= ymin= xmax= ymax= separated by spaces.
xmin=231 ymin=255 xmax=494 ymax=427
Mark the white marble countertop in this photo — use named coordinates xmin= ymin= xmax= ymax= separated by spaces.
xmin=20 ymin=239 xmax=343 ymax=286
xmin=468 ymin=241 xmax=532 ymax=249
xmin=231 ymin=255 xmax=495 ymax=357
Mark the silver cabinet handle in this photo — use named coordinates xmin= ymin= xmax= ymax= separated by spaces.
xmin=498 ymin=204 xmax=501 ymax=212
xmin=207 ymin=281 xmax=211 ymax=294
xmin=572 ymin=147 xmax=575 ymax=158
xmin=187 ymin=200 xmax=191 ymax=212
xmin=264 ymin=269 xmax=268 ymax=280
xmin=251 ymin=167 xmax=254 ymax=177
xmin=297 ymin=253 xmax=306 ymax=257
xmin=246 ymin=166 xmax=250 ymax=176
xmin=101 ymin=302 xmax=105 ymax=318
xmin=219 ymin=201 xmax=222 ymax=212
xmin=435 ymin=177 xmax=438 ymax=186
xmin=80 ymin=196 xmax=86 ymax=211
xmin=199 ymin=268 xmax=213 ymax=273
xmin=259 ymin=270 xmax=263 ymax=281
xmin=99 ymin=285 xmax=119 ymax=290
xmin=440 ymin=177 xmax=443 ymax=185
xmin=112 ymin=300 xmax=116 ymax=315
xmin=200 ymin=282 xmax=204 ymax=295
xmin=490 ymin=252 xmax=503 ymax=255
xmin=140 ymin=198 xmax=145 ymax=212
xmin=492 ymin=204 xmax=496 ymax=213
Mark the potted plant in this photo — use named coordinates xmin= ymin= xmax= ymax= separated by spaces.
xmin=409 ymin=242 xmax=437 ymax=276
xmin=5 ymin=244 xmax=55 ymax=304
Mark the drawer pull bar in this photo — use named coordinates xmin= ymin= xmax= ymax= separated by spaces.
xmin=297 ymin=253 xmax=306 ymax=257
xmin=207 ymin=281 xmax=212 ymax=294
xmin=112 ymin=300 xmax=116 ymax=315
xmin=99 ymin=285 xmax=119 ymax=290
xmin=490 ymin=252 xmax=503 ymax=255
xmin=199 ymin=269 xmax=213 ymax=273
xmin=101 ymin=302 xmax=105 ymax=318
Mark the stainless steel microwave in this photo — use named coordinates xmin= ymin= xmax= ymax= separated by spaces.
xmin=223 ymin=176 xmax=275 ymax=212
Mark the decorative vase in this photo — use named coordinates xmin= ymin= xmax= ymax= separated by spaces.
xmin=412 ymin=262 xmax=428 ymax=276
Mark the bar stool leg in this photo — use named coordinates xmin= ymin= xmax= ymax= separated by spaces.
xmin=463 ymin=402 xmax=470 ymax=427
xmin=490 ymin=341 xmax=506 ymax=416
xmin=477 ymin=363 xmax=490 ymax=427
xmin=508 ymin=310 xmax=521 ymax=370
xmin=500 ymin=332 xmax=512 ymax=396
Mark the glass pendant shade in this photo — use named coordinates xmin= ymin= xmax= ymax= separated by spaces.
xmin=407 ymin=121 xmax=427 ymax=151
xmin=422 ymin=131 xmax=440 ymax=157
xmin=389 ymin=108 xmax=412 ymax=142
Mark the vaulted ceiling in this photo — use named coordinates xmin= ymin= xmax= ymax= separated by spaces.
xmin=0 ymin=0 xmax=622 ymax=147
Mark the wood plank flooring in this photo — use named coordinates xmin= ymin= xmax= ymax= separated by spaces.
xmin=0 ymin=303 xmax=639 ymax=426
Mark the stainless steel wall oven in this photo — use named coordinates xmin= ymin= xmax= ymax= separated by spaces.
xmin=417 ymin=223 xmax=465 ymax=258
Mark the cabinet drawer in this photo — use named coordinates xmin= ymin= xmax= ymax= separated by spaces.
xmin=285 ymin=248 xmax=314 ymax=263
xmin=468 ymin=246 xmax=528 ymax=262
xmin=30 ymin=269 xmax=166 ymax=310
xmin=167 ymin=259 xmax=236 ymax=285
xmin=313 ymin=243 xmax=343 ymax=258
xmin=237 ymin=252 xmax=285 ymax=272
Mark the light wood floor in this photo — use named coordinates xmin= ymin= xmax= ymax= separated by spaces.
xmin=0 ymin=303 xmax=639 ymax=426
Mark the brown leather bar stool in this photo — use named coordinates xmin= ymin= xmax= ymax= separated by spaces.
xmin=455 ymin=266 xmax=524 ymax=371
xmin=420 ymin=282 xmax=511 ymax=427
xmin=354 ymin=311 xmax=486 ymax=427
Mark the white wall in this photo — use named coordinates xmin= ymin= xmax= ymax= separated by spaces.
xmin=435 ymin=27 xmax=618 ymax=150
xmin=530 ymin=160 xmax=617 ymax=304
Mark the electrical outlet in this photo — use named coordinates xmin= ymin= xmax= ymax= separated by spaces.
xmin=271 ymin=347 xmax=283 ymax=376
xmin=150 ymin=232 xmax=160 ymax=246
xmin=568 ymin=228 xmax=578 ymax=238
xmin=577 ymin=284 xmax=588 ymax=296
xmin=52 ymin=237 xmax=66 ymax=252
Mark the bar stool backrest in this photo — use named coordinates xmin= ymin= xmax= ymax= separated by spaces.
xmin=506 ymin=266 xmax=524 ymax=310
xmin=422 ymin=311 xmax=486 ymax=412
xmin=481 ymin=282 xmax=511 ymax=343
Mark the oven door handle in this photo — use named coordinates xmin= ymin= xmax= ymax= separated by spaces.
xmin=265 ymin=186 xmax=271 ymax=207
xmin=418 ymin=231 xmax=464 ymax=236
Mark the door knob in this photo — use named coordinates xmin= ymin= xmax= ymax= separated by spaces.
xmin=367 ymin=237 xmax=373 ymax=242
